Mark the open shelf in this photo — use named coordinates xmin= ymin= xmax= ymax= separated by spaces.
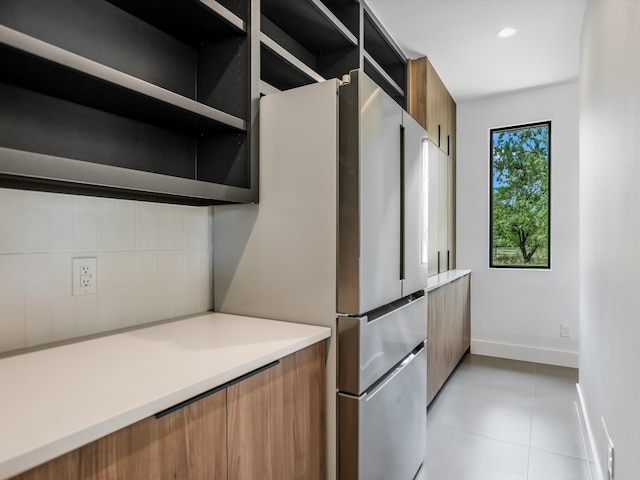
xmin=363 ymin=6 xmax=406 ymax=107
xmin=260 ymin=0 xmax=359 ymax=89
xmin=0 ymin=0 xmax=256 ymax=203
xmin=105 ymin=0 xmax=246 ymax=43
xmin=0 ymin=27 xmax=246 ymax=134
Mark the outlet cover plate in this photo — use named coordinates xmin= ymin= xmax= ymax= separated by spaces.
xmin=72 ymin=257 xmax=97 ymax=296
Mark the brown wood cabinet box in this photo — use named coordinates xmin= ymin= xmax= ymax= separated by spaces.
xmin=12 ymin=342 xmax=325 ymax=480
xmin=427 ymin=275 xmax=471 ymax=404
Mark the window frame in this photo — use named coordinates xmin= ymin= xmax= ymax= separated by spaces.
xmin=489 ymin=120 xmax=551 ymax=270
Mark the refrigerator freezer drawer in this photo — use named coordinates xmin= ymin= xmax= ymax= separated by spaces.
xmin=338 ymin=292 xmax=426 ymax=394
xmin=338 ymin=345 xmax=427 ymax=480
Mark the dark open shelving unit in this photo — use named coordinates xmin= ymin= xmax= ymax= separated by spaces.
xmin=0 ymin=0 xmax=257 ymax=204
xmin=0 ymin=0 xmax=407 ymax=203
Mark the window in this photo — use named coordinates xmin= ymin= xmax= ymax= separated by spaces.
xmin=490 ymin=121 xmax=550 ymax=268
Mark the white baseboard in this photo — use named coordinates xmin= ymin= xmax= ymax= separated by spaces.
xmin=470 ymin=340 xmax=579 ymax=368
xmin=576 ymin=383 xmax=603 ymax=480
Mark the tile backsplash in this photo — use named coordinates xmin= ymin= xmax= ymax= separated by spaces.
xmin=0 ymin=188 xmax=213 ymax=354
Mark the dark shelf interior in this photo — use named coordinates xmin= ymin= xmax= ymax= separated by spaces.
xmin=363 ymin=10 xmax=406 ymax=95
xmin=0 ymin=43 xmax=245 ymax=135
xmin=260 ymin=0 xmax=359 ymax=84
xmin=0 ymin=0 xmax=249 ymax=120
xmin=105 ymin=0 xmax=246 ymax=44
xmin=261 ymin=0 xmax=356 ymax=52
xmin=260 ymin=43 xmax=317 ymax=91
xmin=0 ymin=82 xmax=250 ymax=188
xmin=321 ymin=0 xmax=360 ymax=39
xmin=364 ymin=57 xmax=405 ymax=109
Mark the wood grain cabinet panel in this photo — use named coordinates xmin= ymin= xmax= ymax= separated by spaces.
xmin=12 ymin=342 xmax=326 ymax=480
xmin=227 ymin=342 xmax=325 ymax=480
xmin=427 ymin=274 xmax=471 ymax=405
xmin=14 ymin=390 xmax=227 ymax=480
xmin=408 ymin=56 xmax=457 ymax=271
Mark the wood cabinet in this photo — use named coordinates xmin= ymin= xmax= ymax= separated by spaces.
xmin=427 ymin=274 xmax=470 ymax=404
xmin=12 ymin=343 xmax=325 ymax=480
xmin=408 ymin=56 xmax=455 ymax=152
xmin=228 ymin=341 xmax=325 ymax=480
xmin=408 ymin=56 xmax=457 ymax=272
xmin=13 ymin=388 xmax=228 ymax=480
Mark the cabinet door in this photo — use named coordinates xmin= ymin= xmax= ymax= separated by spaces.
xmin=438 ymin=149 xmax=449 ymax=272
xmin=227 ymin=342 xmax=325 ymax=480
xmin=427 ymin=285 xmax=447 ymax=404
xmin=427 ymin=140 xmax=440 ymax=276
xmin=14 ymin=389 xmax=227 ymax=480
xmin=426 ymin=59 xmax=443 ymax=147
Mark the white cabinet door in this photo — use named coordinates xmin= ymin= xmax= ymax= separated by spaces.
xmin=401 ymin=110 xmax=429 ymax=295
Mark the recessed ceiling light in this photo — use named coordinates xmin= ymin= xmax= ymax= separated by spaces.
xmin=497 ymin=27 xmax=518 ymax=38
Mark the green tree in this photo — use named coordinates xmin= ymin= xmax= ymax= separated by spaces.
xmin=491 ymin=124 xmax=549 ymax=266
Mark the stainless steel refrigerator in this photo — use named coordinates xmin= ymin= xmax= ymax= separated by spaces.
xmin=213 ymin=70 xmax=429 ymax=480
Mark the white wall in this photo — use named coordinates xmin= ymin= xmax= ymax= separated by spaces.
xmin=457 ymin=82 xmax=580 ymax=367
xmin=0 ymin=188 xmax=213 ymax=355
xmin=579 ymin=2 xmax=640 ymax=479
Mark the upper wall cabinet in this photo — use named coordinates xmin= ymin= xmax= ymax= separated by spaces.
xmin=0 ymin=0 xmax=258 ymax=205
xmin=408 ymin=56 xmax=457 ymax=272
xmin=408 ymin=56 xmax=455 ymax=153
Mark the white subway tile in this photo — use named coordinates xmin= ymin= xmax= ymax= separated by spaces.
xmin=0 ymin=189 xmax=23 ymax=253
xmin=154 ymin=250 xmax=173 ymax=320
xmin=136 ymin=202 xmax=154 ymax=250
xmin=136 ymin=250 xmax=156 ymax=325
xmin=50 ymin=253 xmax=76 ymax=341
xmin=118 ymin=251 xmax=138 ymax=328
xmin=25 ymin=253 xmax=53 ymax=347
xmin=197 ymin=207 xmax=211 ymax=249
xmin=23 ymin=191 xmax=51 ymax=252
xmin=75 ymin=294 xmax=98 ymax=337
xmin=74 ymin=196 xmax=97 ymax=252
xmin=183 ymin=207 xmax=198 ymax=249
xmin=198 ymin=248 xmax=213 ymax=312
xmin=170 ymin=250 xmax=187 ymax=317
xmin=0 ymin=254 xmax=26 ymax=352
xmin=154 ymin=205 xmax=172 ymax=250
xmin=97 ymin=251 xmax=119 ymax=333
xmin=169 ymin=205 xmax=185 ymax=250
xmin=184 ymin=249 xmax=199 ymax=314
xmin=48 ymin=193 xmax=75 ymax=252
xmin=97 ymin=198 xmax=118 ymax=251
xmin=117 ymin=200 xmax=136 ymax=251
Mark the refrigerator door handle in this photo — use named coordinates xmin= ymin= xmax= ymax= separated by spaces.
xmin=365 ymin=342 xmax=425 ymax=401
xmin=400 ymin=123 xmax=406 ymax=281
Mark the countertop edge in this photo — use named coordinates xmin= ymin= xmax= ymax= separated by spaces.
xmin=0 ymin=314 xmax=330 ymax=480
xmin=425 ymin=269 xmax=472 ymax=292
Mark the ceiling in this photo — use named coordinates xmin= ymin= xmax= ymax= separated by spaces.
xmin=366 ymin=0 xmax=587 ymax=102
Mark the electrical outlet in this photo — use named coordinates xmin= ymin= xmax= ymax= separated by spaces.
xmin=72 ymin=257 xmax=97 ymax=296
xmin=561 ymin=323 xmax=571 ymax=338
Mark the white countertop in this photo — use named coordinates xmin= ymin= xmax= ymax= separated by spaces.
xmin=426 ymin=269 xmax=472 ymax=292
xmin=0 ymin=312 xmax=330 ymax=479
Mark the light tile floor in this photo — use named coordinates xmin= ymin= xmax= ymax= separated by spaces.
xmin=415 ymin=354 xmax=589 ymax=480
